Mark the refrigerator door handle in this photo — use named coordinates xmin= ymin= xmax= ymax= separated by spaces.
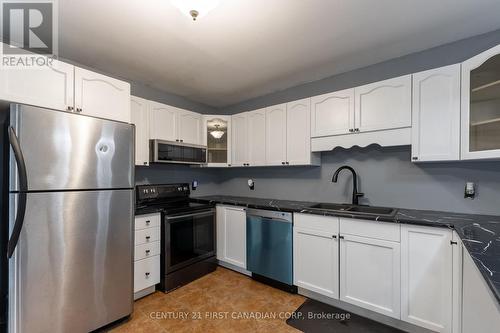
xmin=7 ymin=126 xmax=28 ymax=258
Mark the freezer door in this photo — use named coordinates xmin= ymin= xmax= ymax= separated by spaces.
xmin=9 ymin=190 xmax=133 ymax=333
xmin=9 ymin=104 xmax=133 ymax=191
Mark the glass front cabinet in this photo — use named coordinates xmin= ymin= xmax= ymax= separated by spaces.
xmin=462 ymin=45 xmax=500 ymax=159
xmin=203 ymin=115 xmax=231 ymax=167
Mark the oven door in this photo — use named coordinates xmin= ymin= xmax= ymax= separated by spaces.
xmin=164 ymin=209 xmax=216 ymax=273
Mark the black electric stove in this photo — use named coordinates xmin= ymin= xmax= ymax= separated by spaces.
xmin=135 ymin=183 xmax=217 ymax=292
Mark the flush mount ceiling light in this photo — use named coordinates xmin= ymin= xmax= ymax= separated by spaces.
xmin=210 ymin=124 xmax=225 ymax=139
xmin=171 ymin=0 xmax=221 ymax=21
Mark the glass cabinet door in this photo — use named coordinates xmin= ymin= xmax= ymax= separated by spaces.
xmin=205 ymin=117 xmax=229 ymax=165
xmin=463 ymin=46 xmax=500 ymax=159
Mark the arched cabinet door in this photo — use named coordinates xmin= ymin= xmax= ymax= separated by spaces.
xmin=311 ymin=89 xmax=354 ymax=137
xmin=461 ymin=44 xmax=500 ymax=160
xmin=74 ymin=66 xmax=131 ymax=123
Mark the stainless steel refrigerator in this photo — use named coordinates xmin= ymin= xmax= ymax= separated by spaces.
xmin=0 ymin=104 xmax=134 ymax=332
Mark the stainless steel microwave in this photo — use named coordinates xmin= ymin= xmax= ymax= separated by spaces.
xmin=150 ymin=140 xmax=207 ymax=165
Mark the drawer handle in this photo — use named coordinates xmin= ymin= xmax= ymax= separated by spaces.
xmin=339 ymin=235 xmax=344 ymax=239
xmin=145 ymin=250 xmax=151 ymax=255
xmin=145 ymin=272 xmax=150 ymax=277
xmin=145 ymin=220 xmax=151 ymax=225
xmin=145 ymin=236 xmax=151 ymax=240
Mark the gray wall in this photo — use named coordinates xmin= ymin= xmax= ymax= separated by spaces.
xmin=135 ymin=29 xmax=500 ymax=215
xmin=212 ymin=146 xmax=500 ymax=215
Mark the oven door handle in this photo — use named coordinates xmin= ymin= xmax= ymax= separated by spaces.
xmin=166 ymin=210 xmax=215 ymax=222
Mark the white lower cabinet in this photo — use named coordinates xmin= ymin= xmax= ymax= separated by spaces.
xmin=401 ymin=225 xmax=454 ymax=332
xmin=293 ymin=214 xmax=339 ymax=299
xmin=134 ymin=213 xmax=161 ymax=298
xmin=339 ymin=233 xmax=401 ymax=319
xmin=216 ymin=205 xmax=246 ymax=269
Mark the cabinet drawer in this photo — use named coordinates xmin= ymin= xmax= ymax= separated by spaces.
xmin=135 ymin=213 xmax=161 ymax=230
xmin=340 ymin=218 xmax=400 ymax=242
xmin=135 ymin=241 xmax=161 ymax=261
xmin=134 ymin=255 xmax=160 ymax=293
xmin=135 ymin=227 xmax=160 ymax=245
xmin=294 ymin=213 xmax=339 ymax=233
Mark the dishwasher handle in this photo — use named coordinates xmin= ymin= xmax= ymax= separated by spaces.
xmin=246 ymin=209 xmax=292 ymax=223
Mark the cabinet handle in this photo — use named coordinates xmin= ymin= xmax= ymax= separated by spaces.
xmin=143 ymin=162 xmax=148 ymax=165
xmin=339 ymin=235 xmax=344 ymax=239
xmin=67 ymin=106 xmax=74 ymax=111
xmin=355 ymin=128 xmax=360 ymax=132
xmin=175 ymin=139 xmax=179 ymax=142
xmin=146 ymin=236 xmax=151 ymax=240
xmin=349 ymin=129 xmax=354 ymax=132
xmin=281 ymin=162 xmax=285 ymax=165
xmin=145 ymin=220 xmax=151 ymax=225
xmin=145 ymin=272 xmax=150 ymax=277
xmin=412 ymin=157 xmax=418 ymax=161
xmin=76 ymin=108 xmax=82 ymax=113
xmin=145 ymin=250 xmax=151 ymax=254
xmin=450 ymin=241 xmax=458 ymax=245
xmin=332 ymin=235 xmax=337 ymax=239
xmin=286 ymin=162 xmax=289 ymax=165
xmin=181 ymin=139 xmax=184 ymax=142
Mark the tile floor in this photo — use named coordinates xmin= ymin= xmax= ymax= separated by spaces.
xmin=108 ymin=267 xmax=305 ymax=332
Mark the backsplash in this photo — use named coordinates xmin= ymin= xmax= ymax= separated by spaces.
xmin=138 ymin=145 xmax=500 ymax=215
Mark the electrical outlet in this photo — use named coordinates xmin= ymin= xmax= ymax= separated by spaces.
xmin=247 ymin=179 xmax=255 ymax=190
xmin=192 ymin=180 xmax=198 ymax=191
xmin=464 ymin=182 xmax=475 ymax=199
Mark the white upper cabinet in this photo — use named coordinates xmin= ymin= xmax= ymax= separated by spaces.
xmin=287 ymin=98 xmax=317 ymax=165
xmin=178 ymin=110 xmax=202 ymax=145
xmin=0 ymin=59 xmax=74 ymax=112
xmin=149 ymin=102 xmax=178 ymax=142
xmin=311 ymin=89 xmax=354 ymax=137
xmin=354 ymin=75 xmax=412 ymax=132
xmin=461 ymin=45 xmax=500 ymax=160
xmin=401 ymin=225 xmax=453 ymax=333
xmin=266 ymin=103 xmax=287 ymax=165
xmin=231 ymin=112 xmax=248 ymax=166
xmin=412 ymin=64 xmax=461 ymax=162
xmin=74 ymin=67 xmax=131 ymax=123
xmin=246 ymin=109 xmax=267 ymax=166
xmin=203 ymin=115 xmax=231 ymax=167
xmin=130 ymin=96 xmax=150 ymax=166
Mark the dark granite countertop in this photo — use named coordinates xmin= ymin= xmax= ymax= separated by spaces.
xmin=192 ymin=195 xmax=500 ymax=305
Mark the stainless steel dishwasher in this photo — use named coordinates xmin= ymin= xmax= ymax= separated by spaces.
xmin=246 ymin=209 xmax=295 ymax=292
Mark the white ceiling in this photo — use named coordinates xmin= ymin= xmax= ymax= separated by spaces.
xmin=59 ymin=0 xmax=500 ymax=108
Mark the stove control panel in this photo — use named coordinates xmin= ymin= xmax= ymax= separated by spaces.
xmin=136 ymin=183 xmax=190 ymax=202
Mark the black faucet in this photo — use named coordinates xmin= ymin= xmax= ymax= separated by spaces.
xmin=332 ymin=166 xmax=364 ymax=205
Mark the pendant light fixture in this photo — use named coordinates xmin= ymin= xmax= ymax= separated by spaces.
xmin=171 ymin=0 xmax=221 ymax=21
xmin=210 ymin=124 xmax=225 ymax=139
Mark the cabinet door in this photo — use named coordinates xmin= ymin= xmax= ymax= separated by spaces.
xmin=294 ymin=227 xmax=339 ymax=299
xmin=231 ymin=113 xmax=248 ymax=166
xmin=178 ymin=109 xmax=202 ymax=145
xmin=412 ymin=65 xmax=460 ymax=162
xmin=401 ymin=225 xmax=453 ymax=332
xmin=340 ymin=234 xmax=400 ymax=318
xmin=355 ymin=75 xmax=411 ymax=132
xmin=247 ymin=109 xmax=267 ymax=166
xmin=74 ymin=67 xmax=131 ymax=123
xmin=204 ymin=115 xmax=231 ymax=167
xmin=149 ymin=102 xmax=178 ymax=142
xmin=461 ymin=45 xmax=500 ymax=160
xmin=216 ymin=205 xmax=246 ymax=269
xmin=287 ymin=98 xmax=312 ymax=165
xmin=0 ymin=59 xmax=74 ymax=112
xmin=130 ymin=96 xmax=150 ymax=166
xmin=311 ymin=89 xmax=354 ymax=137
xmin=266 ymin=104 xmax=287 ymax=165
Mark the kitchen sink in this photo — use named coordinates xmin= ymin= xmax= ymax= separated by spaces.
xmin=347 ymin=206 xmax=396 ymax=215
xmin=308 ymin=203 xmax=352 ymax=211
xmin=307 ymin=203 xmax=397 ymax=217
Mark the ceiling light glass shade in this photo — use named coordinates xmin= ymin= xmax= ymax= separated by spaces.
xmin=171 ymin=0 xmax=221 ymax=20
xmin=210 ymin=130 xmax=225 ymax=139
